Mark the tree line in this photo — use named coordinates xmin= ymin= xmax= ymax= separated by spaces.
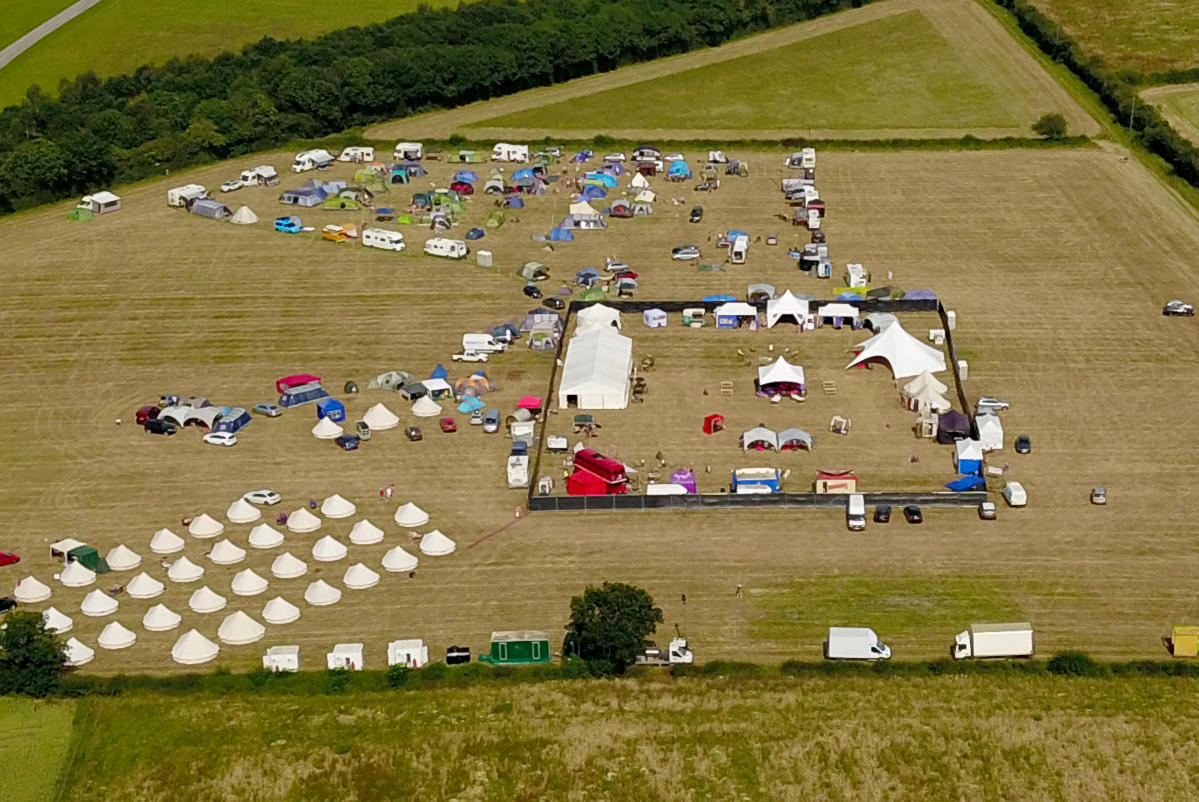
xmin=0 ymin=0 xmax=864 ymax=215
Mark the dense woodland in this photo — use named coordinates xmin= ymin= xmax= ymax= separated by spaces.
xmin=0 ymin=0 xmax=862 ymax=214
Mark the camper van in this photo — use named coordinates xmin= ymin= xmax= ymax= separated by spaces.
xmin=167 ymin=184 xmax=207 ymax=207
xmin=337 ymin=146 xmax=374 ymax=163
xmin=845 ymin=263 xmax=869 ymax=288
xmin=363 ymin=228 xmax=406 ymax=252
xmin=424 ymin=238 xmax=469 ymax=259
xmin=291 ymin=149 xmax=335 ymax=172
xmin=240 ymin=165 xmax=279 ymax=187
xmin=846 ymin=493 xmax=866 ymax=531
xmin=393 ymin=142 xmax=423 ymax=161
xmin=801 ymin=147 xmax=817 ymax=169
xmin=491 ymin=142 xmax=529 ymax=163
xmin=462 ymin=333 xmax=506 ymax=354
xmin=730 ymin=235 xmax=749 ymax=264
xmin=806 ymin=209 xmax=821 ymax=230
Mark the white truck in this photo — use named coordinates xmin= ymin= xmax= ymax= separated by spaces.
xmin=953 ymin=623 xmax=1035 ymax=659
xmin=167 ymin=184 xmax=206 ymax=207
xmin=291 ymin=149 xmax=335 ymax=172
xmin=424 ymin=238 xmax=469 ymax=259
xmin=394 ymin=142 xmax=424 ymax=161
xmin=337 ymin=146 xmax=374 ymax=162
xmin=491 ymin=142 xmax=529 ymax=163
xmin=635 ymin=637 xmax=694 ymax=666
xmin=363 ymin=228 xmax=406 ymax=252
xmin=826 ymin=627 xmax=891 ymax=660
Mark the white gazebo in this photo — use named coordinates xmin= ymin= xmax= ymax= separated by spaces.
xmin=575 ymin=303 xmax=623 ymax=333
xmin=847 ymin=322 xmax=946 ymax=379
xmin=757 ymin=358 xmax=806 ymax=394
xmin=765 ymin=290 xmax=812 ymax=328
xmin=557 ymin=327 xmax=633 ymax=410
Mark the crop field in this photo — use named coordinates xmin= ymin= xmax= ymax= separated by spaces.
xmin=1031 ymin=0 xmax=1199 ymax=74
xmin=366 ymin=0 xmax=1099 ymax=142
xmin=2 ymin=141 xmax=1199 ymax=677
xmin=55 ymin=677 xmax=1199 ymax=801
xmin=0 ymin=0 xmax=459 ymax=108
xmin=0 ymin=697 xmax=74 ymax=802
xmin=1142 ymin=83 xmax=1199 ymax=147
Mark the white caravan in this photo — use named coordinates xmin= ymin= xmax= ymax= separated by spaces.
xmin=291 ymin=149 xmax=335 ymax=172
xmin=826 ymin=627 xmax=890 ymax=660
xmin=491 ymin=142 xmax=529 ymax=163
xmin=239 ymin=165 xmax=279 ymax=186
xmin=363 ymin=228 xmax=406 ymax=252
xmin=393 ymin=142 xmax=423 ymax=161
xmin=424 ymin=237 xmax=468 ymax=259
xmin=167 ymin=184 xmax=206 ymax=207
xmin=337 ymin=146 xmax=374 ymax=162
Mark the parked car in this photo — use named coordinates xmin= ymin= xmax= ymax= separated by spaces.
xmin=452 ymin=351 xmax=488 ymax=362
xmin=274 ymin=216 xmax=302 ymax=234
xmin=689 ymin=205 xmax=703 ymax=223
xmin=873 ymin=505 xmax=891 ymax=523
xmin=523 ymin=283 xmax=543 ymax=299
xmin=811 ymin=229 xmax=826 ymax=244
xmin=1163 ymin=299 xmax=1195 ymax=316
xmin=220 ymin=180 xmax=243 ymax=193
xmin=0 ymin=598 xmax=16 ymax=613
xmin=604 ymin=152 xmax=626 ymax=162
xmin=405 ymin=426 xmax=422 ymax=441
xmin=1091 ymin=486 xmax=1108 ymax=505
xmin=439 ymin=417 xmax=457 ymax=433
xmin=135 ymin=405 xmax=159 ymax=425
xmin=671 ymin=245 xmax=701 ymax=261
xmin=694 ymin=182 xmax=717 ymax=192
xmin=335 ymin=434 xmax=360 ymax=451
xmin=355 ymin=421 xmax=371 ymax=441
xmin=542 ymin=296 xmax=566 ymax=311
xmin=483 ymin=409 xmax=500 ymax=433
xmin=470 ymin=410 xmax=484 ymax=426
xmin=202 ymin=431 xmax=237 ymax=447
xmin=903 ymin=505 xmax=923 ymax=524
xmin=1014 ymin=435 xmax=1031 ymax=454
xmin=252 ymin=403 xmax=282 ymax=417
xmin=977 ymin=396 xmax=1011 ymax=412
xmin=604 ymin=261 xmax=631 ymax=273
xmin=243 ymin=490 xmax=281 ymax=506
xmin=144 ymin=419 xmax=177 ymax=435
xmin=0 ymin=552 xmax=20 ymax=567
xmin=978 ymin=501 xmax=997 ymax=520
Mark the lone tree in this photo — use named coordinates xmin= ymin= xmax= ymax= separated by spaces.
xmin=564 ymin=582 xmax=663 ymax=675
xmin=1032 ymin=113 xmax=1068 ymax=139
xmin=0 ymin=611 xmax=66 ymax=697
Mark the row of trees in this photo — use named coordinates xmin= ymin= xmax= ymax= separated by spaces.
xmin=0 ymin=0 xmax=865 ymax=214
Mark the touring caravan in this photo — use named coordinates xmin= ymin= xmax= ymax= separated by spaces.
xmin=291 ymin=149 xmax=335 ymax=172
xmin=240 ymin=165 xmax=279 ymax=187
xmin=424 ymin=238 xmax=468 ymax=259
xmin=167 ymin=184 xmax=207 ymax=207
xmin=337 ymin=146 xmax=374 ymax=162
xmin=363 ymin=228 xmax=406 ymax=252
xmin=491 ymin=142 xmax=529 ymax=163
xmin=393 ymin=142 xmax=423 ymax=161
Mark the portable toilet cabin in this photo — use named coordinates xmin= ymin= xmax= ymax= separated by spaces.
xmin=316 ymin=398 xmax=346 ymax=422
xmin=262 ymin=645 xmax=299 ymax=672
xmin=478 ymin=630 xmax=552 ymax=665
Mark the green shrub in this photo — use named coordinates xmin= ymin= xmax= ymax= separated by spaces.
xmin=386 ymin=665 xmax=411 ymax=689
xmin=324 ymin=667 xmax=352 ymax=694
xmin=1047 ymin=652 xmax=1109 ymax=677
xmin=419 ymin=662 xmax=448 ymax=683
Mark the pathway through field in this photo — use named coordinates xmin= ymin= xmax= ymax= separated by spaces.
xmin=0 ymin=0 xmax=102 ymax=72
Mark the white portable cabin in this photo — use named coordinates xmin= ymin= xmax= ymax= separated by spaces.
xmin=387 ymin=639 xmax=429 ymax=668
xmin=337 ymin=146 xmax=374 ymax=162
xmin=79 ymin=191 xmax=121 ymax=214
xmin=801 ymin=148 xmax=816 ymax=169
xmin=240 ymin=165 xmax=279 ymax=186
xmin=363 ymin=228 xmax=406 ymax=252
xmin=730 ymin=235 xmax=749 ymax=264
xmin=291 ymin=149 xmax=335 ymax=172
xmin=326 ymin=642 xmax=364 ymax=670
xmin=167 ymin=184 xmax=207 ymax=207
xmin=262 ymin=645 xmax=300 ymax=672
xmin=491 ymin=142 xmax=529 ymax=162
xmin=424 ymin=238 xmax=468 ymax=259
xmin=845 ymin=263 xmax=869 ymax=288
xmin=393 ymin=142 xmax=423 ymax=161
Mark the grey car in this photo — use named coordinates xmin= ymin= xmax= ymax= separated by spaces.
xmin=253 ymin=403 xmax=282 ymax=417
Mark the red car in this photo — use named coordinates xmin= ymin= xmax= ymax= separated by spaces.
xmin=439 ymin=417 xmax=457 ymax=433
xmin=135 ymin=405 xmax=159 ymax=425
xmin=0 ymin=552 xmax=20 ymax=567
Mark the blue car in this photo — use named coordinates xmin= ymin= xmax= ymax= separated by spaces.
xmin=274 ymin=216 xmax=302 ymax=234
xmin=335 ymin=434 xmax=360 ymax=451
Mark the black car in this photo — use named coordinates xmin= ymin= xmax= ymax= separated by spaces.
xmin=334 ymin=434 xmax=360 ymax=451
xmin=1015 ymin=435 xmax=1031 ymax=454
xmin=873 ymin=505 xmax=891 ymax=523
xmin=903 ymin=505 xmax=923 ymax=524
xmin=689 ymin=205 xmax=703 ymax=223
xmin=0 ymin=597 xmax=17 ymax=613
xmin=522 ymin=283 xmax=543 ymax=299
xmin=144 ymin=418 xmax=177 ymax=435
xmin=542 ymin=296 xmax=566 ymax=310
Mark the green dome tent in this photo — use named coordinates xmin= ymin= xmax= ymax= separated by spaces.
xmin=484 ymin=210 xmax=506 ymax=229
xmin=67 ymin=207 xmax=93 ymax=221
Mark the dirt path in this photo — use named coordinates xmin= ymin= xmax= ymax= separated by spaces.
xmin=1141 ymin=83 xmax=1199 ymax=147
xmin=365 ymin=0 xmax=1098 ymax=142
xmin=0 ymin=0 xmax=103 ymax=72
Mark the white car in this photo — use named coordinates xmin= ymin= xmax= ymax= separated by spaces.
xmin=604 ymin=152 xmax=626 ymax=163
xmin=220 ymin=180 xmax=244 ymax=193
xmin=977 ymin=396 xmax=1010 ymax=412
xmin=202 ymin=432 xmax=237 ymax=447
xmin=243 ymin=489 xmax=281 ymax=506
xmin=452 ymin=352 xmax=488 ymax=362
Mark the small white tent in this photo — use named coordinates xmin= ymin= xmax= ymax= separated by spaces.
xmin=42 ymin=607 xmax=73 ymax=634
xmin=59 ymin=561 xmax=96 ymax=588
xmin=846 ymin=322 xmax=946 ymax=379
xmin=557 ymin=327 xmax=633 ymax=410
xmin=226 ymin=498 xmax=262 ymax=524
xmin=248 ymin=523 xmax=284 ymax=549
xmin=126 ymin=572 xmax=165 ymax=600
xmin=286 ymin=508 xmax=321 ymax=534
xmin=321 ymin=494 xmax=356 ymax=519
xmin=97 ymin=621 xmax=137 ymax=650
xmin=188 ymin=513 xmax=225 ymax=539
xmin=393 ymin=503 xmax=429 ymax=528
xmin=218 ymin=611 xmax=266 ymax=645
xmin=903 ymin=370 xmax=948 ymax=401
xmin=142 ymin=603 xmax=182 ymax=632
xmin=630 ymin=172 xmax=651 ymax=189
xmin=172 ymin=630 xmax=220 ymax=665
xmin=312 ymin=417 xmax=344 ymax=439
xmin=976 ymin=412 xmax=1004 ymax=452
xmin=304 ymin=579 xmax=342 ymax=606
xmin=381 ymin=545 xmax=419 ymax=573
xmin=231 ymin=568 xmax=269 ymax=596
xmin=14 ymin=576 xmax=51 ymax=603
xmin=208 ymin=539 xmax=247 ymax=566
xmin=576 ymin=303 xmax=623 ymax=332
xmin=362 ymin=403 xmax=400 ymax=431
xmin=387 ymin=639 xmax=429 ymax=668
xmin=343 ymin=563 xmax=380 ymax=590
xmin=419 ymin=530 xmax=456 ymax=556
xmin=229 ymin=205 xmax=258 ymax=225
xmin=311 ymin=535 xmax=348 ymax=563
xmin=80 ymin=589 xmax=118 ymax=617
xmin=349 ymin=519 xmax=384 ymax=545
xmin=741 ymin=426 xmax=779 ymax=451
xmin=262 ymin=645 xmax=299 ymax=672
xmin=188 ymin=586 xmax=227 ymax=614
xmin=757 ymin=358 xmax=806 ymax=390
xmin=167 ymin=556 xmax=205 ymax=583
xmin=64 ymin=637 xmax=95 ymax=667
xmin=766 ymin=290 xmax=811 ymax=328
xmin=411 ymin=396 xmax=442 ymax=417
xmin=150 ymin=528 xmax=185 ymax=555
xmin=262 ymin=596 xmax=301 ymax=625
xmin=106 ymin=544 xmax=142 ymax=571
xmin=270 ymin=552 xmax=308 ymax=579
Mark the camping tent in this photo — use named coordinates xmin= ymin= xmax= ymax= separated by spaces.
xmin=248 ymin=523 xmax=284 ymax=549
xmin=190 ymin=199 xmax=232 ymax=219
xmin=903 ymin=370 xmax=948 ymax=403
xmin=171 ymin=630 xmax=219 ymax=665
xmin=188 ymin=586 xmax=227 ymax=614
xmin=549 ymin=227 xmax=574 ymax=242
xmin=976 ymin=412 xmax=1004 ymax=451
xmin=864 ymin=312 xmax=898 ymax=332
xmin=105 ymin=544 xmax=141 ymax=571
xmin=270 ymin=552 xmax=308 ymax=580
xmin=150 ymin=528 xmax=185 ymax=555
xmin=230 ymin=206 xmax=258 ymax=225
xmin=225 ymin=498 xmax=262 ymax=524
xmin=126 ymin=572 xmax=164 ymax=599
xmin=557 ymin=327 xmax=633 ymax=409
xmin=208 ymin=539 xmax=246 ymax=566
xmin=394 ymin=502 xmax=429 ymax=527
xmin=262 ymin=597 xmax=301 ymax=625
xmin=757 ymin=358 xmax=806 ymax=395
xmin=847 ymin=322 xmax=947 ymax=379
xmin=143 ymin=603 xmax=182 ymax=632
xmin=419 ymin=530 xmax=456 ymax=556
xmin=741 ymin=427 xmax=778 ymax=451
xmin=218 ymin=611 xmax=266 ymax=646
xmin=316 ymin=398 xmax=346 ymax=421
xmin=381 ymin=545 xmax=419 ymax=573
xmin=343 ymin=563 xmax=381 ymax=590
xmin=321 ymin=494 xmax=356 ymax=519
xmin=766 ymin=290 xmax=810 ymax=328
xmin=311 ymin=535 xmax=348 ymax=562
xmin=937 ymin=411 xmax=971 ymax=444
xmin=60 ymin=561 xmax=96 ymax=588
xmin=43 ymin=607 xmax=73 ymax=633
xmin=630 ymin=172 xmax=651 ymax=189
xmin=231 ymin=568 xmax=269 ymax=596
xmin=98 ymin=621 xmax=137 ymax=650
xmin=286 ymin=507 xmax=322 ymax=534
xmin=188 ymin=513 xmax=224 ymax=539
xmin=304 ymin=579 xmax=342 ymax=606
xmin=362 ymin=403 xmax=400 ymax=430
xmin=14 ymin=576 xmax=51 ymax=603
xmin=80 ymin=589 xmax=118 ymax=617
xmin=411 ymin=396 xmax=442 ymax=417
xmin=167 ymin=556 xmax=205 ymax=583
xmin=576 ymin=304 xmax=622 ymax=332
xmin=67 ymin=208 xmax=93 ymax=222
xmin=64 ymin=638 xmax=95 ymax=667
xmin=349 ymin=519 xmax=384 ymax=545
xmin=367 ymin=370 xmax=416 ymax=391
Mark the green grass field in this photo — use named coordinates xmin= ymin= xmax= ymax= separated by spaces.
xmin=54 ymin=677 xmax=1199 ymax=800
xmin=0 ymin=0 xmax=77 ymax=51
xmin=0 ymin=0 xmax=458 ymax=108
xmin=0 ymin=698 xmax=75 ymax=802
xmin=1142 ymin=83 xmax=1199 ymax=147
xmin=1031 ymin=0 xmax=1199 ymax=74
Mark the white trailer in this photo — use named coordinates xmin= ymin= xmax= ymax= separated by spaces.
xmin=491 ymin=142 xmax=529 ymax=163
xmin=167 ymin=184 xmax=206 ymax=207
xmin=394 ymin=141 xmax=424 ymax=161
xmin=291 ymin=148 xmax=335 ymax=172
xmin=424 ymin=237 xmax=469 ymax=259
xmin=507 ymin=455 xmax=530 ymax=488
xmin=953 ymin=623 xmax=1035 ymax=659
xmin=337 ymin=146 xmax=374 ymax=162
xmin=635 ymin=637 xmax=694 ymax=666
xmin=826 ymin=627 xmax=891 ymax=660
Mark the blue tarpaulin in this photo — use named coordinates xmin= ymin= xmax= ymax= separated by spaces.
xmin=457 ymin=396 xmax=485 ymax=413
xmin=946 ymin=475 xmax=986 ymax=492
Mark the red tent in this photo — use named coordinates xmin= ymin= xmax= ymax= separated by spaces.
xmin=516 ymin=395 xmax=543 ymax=411
xmin=703 ymin=414 xmax=725 ymax=435
xmin=276 ymin=374 xmax=321 ymax=393
xmin=566 ymin=470 xmax=609 ymax=496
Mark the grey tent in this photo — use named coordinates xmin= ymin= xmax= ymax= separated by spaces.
xmin=518 ymin=262 xmax=549 ymax=281
xmin=778 ymin=428 xmax=813 ymax=450
xmin=367 ymin=370 xmax=416 ymax=391
xmin=400 ymin=382 xmax=428 ymax=400
xmin=747 ymin=283 xmax=776 ymax=302
xmin=190 ymin=199 xmax=232 ymax=219
xmin=631 ymin=203 xmax=653 ymax=216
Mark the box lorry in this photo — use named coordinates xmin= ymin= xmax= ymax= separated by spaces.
xmin=826 ymin=627 xmax=890 ymax=660
xmin=952 ymin=623 xmax=1034 ymax=659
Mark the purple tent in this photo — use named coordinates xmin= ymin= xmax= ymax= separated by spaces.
xmin=670 ymin=469 xmax=697 ymax=493
xmin=903 ymin=289 xmax=937 ymax=300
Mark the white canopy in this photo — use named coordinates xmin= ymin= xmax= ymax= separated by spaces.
xmin=411 ymin=396 xmax=442 ymax=417
xmin=423 ymin=378 xmax=452 ymax=396
xmin=98 ymin=621 xmax=137 ymax=650
xmin=188 ymin=513 xmax=224 ymax=539
xmin=576 ymin=303 xmax=623 ymax=332
xmin=150 ymin=528 xmax=185 ymax=555
xmin=864 ymin=312 xmax=898 ymax=332
xmin=311 ymin=535 xmax=348 ymax=563
xmin=568 ymin=200 xmax=599 ymax=217
xmin=229 ymin=205 xmax=258 ymax=225
xmin=42 ymin=606 xmax=73 ymax=633
xmin=321 ymin=494 xmax=356 ymax=519
xmin=80 ymin=589 xmax=118 ymax=617
xmin=903 ymin=370 xmax=948 ymax=398
xmin=363 ymin=403 xmax=400 ymax=430
xmin=909 ymin=385 xmax=951 ymax=412
xmin=126 ymin=572 xmax=165 ymax=599
xmin=757 ymin=358 xmax=806 ymax=388
xmin=393 ymin=502 xmax=429 ymax=528
xmin=977 ymin=413 xmax=1004 ymax=452
xmin=304 ymin=579 xmax=342 ymax=606
xmin=846 ymin=322 xmax=946 ymax=379
xmin=286 ymin=508 xmax=321 ymax=534
xmin=167 ymin=556 xmax=205 ymax=583
xmin=248 ymin=523 xmax=285 ymax=549
xmin=343 ymin=563 xmax=381 ymax=590
xmin=270 ymin=552 xmax=308 ymax=579
xmin=143 ymin=603 xmax=182 ymax=631
xmin=231 ymin=568 xmax=269 ymax=596
xmin=381 ymin=545 xmax=419 ymax=573
xmin=714 ymin=301 xmax=758 ymax=320
xmin=557 ymin=327 xmax=633 ymax=409
xmin=188 ymin=586 xmax=227 ymax=614
xmin=817 ymin=302 xmax=860 ymax=320
xmin=226 ymin=498 xmax=262 ymax=524
xmin=766 ymin=290 xmax=811 ymax=327
xmin=14 ymin=576 xmax=51 ymax=603
xmin=208 ymin=539 xmax=246 ymax=566
xmin=218 ymin=611 xmax=266 ymax=645
xmin=64 ymin=637 xmax=95 ymax=667
xmin=60 ymin=561 xmax=96 ymax=588
xmin=262 ymin=596 xmax=301 ymax=625
xmin=106 ymin=544 xmax=142 ymax=571
xmin=312 ymin=416 xmax=344 ymax=439
xmin=955 ymin=439 xmax=984 ymax=465
xmin=741 ymin=426 xmax=779 ymax=451
xmin=419 ymin=530 xmax=456 ymax=556
xmin=172 ymin=629 xmax=219 ymax=665
xmin=349 ymin=519 xmax=384 ymax=545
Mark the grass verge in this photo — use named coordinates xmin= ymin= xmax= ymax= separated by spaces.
xmin=0 ymin=697 xmax=74 ymax=802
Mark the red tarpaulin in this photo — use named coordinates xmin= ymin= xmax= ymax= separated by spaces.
xmin=516 ymin=395 xmax=543 ymax=410
xmin=276 ymin=374 xmax=321 ymax=393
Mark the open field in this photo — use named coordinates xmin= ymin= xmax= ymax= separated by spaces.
xmin=1142 ymin=83 xmax=1199 ymax=147
xmin=366 ymin=0 xmax=1099 ymax=142
xmin=1031 ymin=0 xmax=1199 ymax=75
xmin=0 ymin=0 xmax=76 ymax=51
xmin=0 ymin=697 xmax=74 ymax=802
xmin=0 ymin=0 xmax=458 ymax=108
xmin=2 ymin=142 xmax=1199 ymax=674
xmin=56 ymin=677 xmax=1199 ymax=801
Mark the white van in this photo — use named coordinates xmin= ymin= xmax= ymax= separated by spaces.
xmin=462 ymin=333 xmax=506 ymax=353
xmin=1003 ymin=482 xmax=1027 ymax=507
xmin=491 ymin=142 xmax=529 ymax=163
xmin=827 ymin=627 xmax=890 ymax=660
xmin=167 ymin=184 xmax=206 ymax=207
xmin=424 ymin=238 xmax=468 ymax=259
xmin=363 ymin=228 xmax=406 ymax=252
xmin=730 ymin=235 xmax=749 ymax=264
xmin=291 ymin=149 xmax=334 ymax=172
xmin=393 ymin=142 xmax=423 ymax=161
xmin=846 ymin=493 xmax=866 ymax=531
xmin=801 ymin=147 xmax=817 ymax=169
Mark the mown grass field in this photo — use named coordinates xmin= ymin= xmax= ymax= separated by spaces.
xmin=0 ymin=697 xmax=75 ymax=802
xmin=0 ymin=0 xmax=458 ymax=108
xmin=1142 ymin=83 xmax=1199 ymax=147
xmin=54 ymin=676 xmax=1199 ymax=801
xmin=0 ymin=0 xmax=76 ymax=51
xmin=368 ymin=0 xmax=1098 ymax=142
xmin=1031 ymin=0 xmax=1199 ymax=74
